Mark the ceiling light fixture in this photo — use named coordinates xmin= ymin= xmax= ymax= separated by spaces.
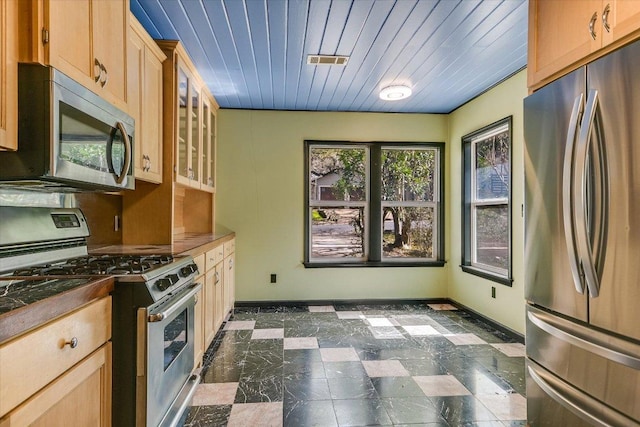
xmin=379 ymin=85 xmax=412 ymax=101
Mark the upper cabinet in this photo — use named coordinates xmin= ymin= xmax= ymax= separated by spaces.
xmin=0 ymin=0 xmax=18 ymax=151
xmin=128 ymin=15 xmax=166 ymax=184
xmin=529 ymin=0 xmax=640 ymax=90
xmin=157 ymin=40 xmax=218 ymax=193
xmin=18 ymin=0 xmax=129 ymax=111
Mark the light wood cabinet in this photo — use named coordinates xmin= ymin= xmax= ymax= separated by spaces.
xmin=0 ymin=344 xmax=112 ymax=427
xmin=201 ymin=98 xmax=217 ymax=191
xmin=192 ymin=254 xmax=205 ymax=367
xmin=0 ymin=0 xmax=18 ymax=151
xmin=529 ymin=0 xmax=640 ymax=89
xmin=128 ymin=14 xmax=166 ymax=183
xmin=122 ymin=41 xmax=216 ymax=245
xmin=0 ymin=297 xmax=112 ymax=424
xmin=18 ymin=0 xmax=129 ymax=111
xmin=223 ymin=240 xmax=236 ymax=316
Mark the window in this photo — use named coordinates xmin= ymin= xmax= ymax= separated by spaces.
xmin=305 ymin=141 xmax=444 ymax=267
xmin=462 ymin=117 xmax=512 ymax=285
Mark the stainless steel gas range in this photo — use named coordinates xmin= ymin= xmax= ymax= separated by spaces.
xmin=0 ymin=206 xmax=201 ymax=427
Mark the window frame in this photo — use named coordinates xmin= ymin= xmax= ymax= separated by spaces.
xmin=304 ymin=140 xmax=445 ymax=268
xmin=461 ymin=117 xmax=513 ymax=285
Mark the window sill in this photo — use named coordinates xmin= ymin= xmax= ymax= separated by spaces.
xmin=460 ymin=265 xmax=513 ymax=286
xmin=304 ymin=260 xmax=446 ymax=268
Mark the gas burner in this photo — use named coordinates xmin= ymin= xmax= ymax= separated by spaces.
xmin=9 ymin=254 xmax=175 ymax=276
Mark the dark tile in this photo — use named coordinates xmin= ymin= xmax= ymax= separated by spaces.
xmin=284 ymin=348 xmax=322 ymax=364
xmin=234 ymin=377 xmax=283 ymax=403
xmin=283 ymin=400 xmax=338 ymax=427
xmin=400 ymin=359 xmax=448 ymax=376
xmin=233 ymin=306 xmax=260 ymax=314
xmin=327 ymin=377 xmax=377 ymax=400
xmin=371 ymin=377 xmax=425 ymax=398
xmin=323 ymin=361 xmax=367 ymax=378
xmin=333 ymin=398 xmax=392 ymax=426
xmin=283 ymin=378 xmax=331 ymax=402
xmin=241 ymin=351 xmax=283 ymax=380
xmin=284 ymin=361 xmax=326 ymax=379
xmin=201 ymin=356 xmax=244 ymax=383
xmin=183 ymin=405 xmax=232 ymax=427
xmin=429 ymin=395 xmax=498 ymax=425
xmin=381 ymin=396 xmax=445 ymax=425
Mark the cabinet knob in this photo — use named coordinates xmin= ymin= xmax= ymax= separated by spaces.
xmin=94 ymin=58 xmax=102 ymax=83
xmin=100 ymin=63 xmax=108 ymax=87
xmin=65 ymin=337 xmax=79 ymax=349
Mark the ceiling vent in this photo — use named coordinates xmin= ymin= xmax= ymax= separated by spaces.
xmin=307 ymin=55 xmax=349 ymax=66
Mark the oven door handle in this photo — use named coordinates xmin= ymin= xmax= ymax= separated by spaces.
xmin=148 ymin=282 xmax=202 ymax=323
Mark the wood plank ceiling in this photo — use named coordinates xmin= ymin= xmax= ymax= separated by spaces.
xmin=131 ymin=0 xmax=528 ymax=113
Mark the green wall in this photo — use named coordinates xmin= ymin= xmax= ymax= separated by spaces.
xmin=217 ymin=70 xmax=528 ymax=333
xmin=448 ymin=70 xmax=528 ymax=334
xmin=216 ymin=111 xmax=449 ymax=302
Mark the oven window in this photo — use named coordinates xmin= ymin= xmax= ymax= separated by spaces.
xmin=164 ymin=308 xmax=188 ymax=370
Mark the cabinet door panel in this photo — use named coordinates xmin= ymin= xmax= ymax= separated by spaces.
xmin=143 ymin=46 xmax=163 ymax=180
xmin=46 ymin=0 xmax=92 ymax=82
xmin=605 ymin=0 xmax=640 ymax=43
xmin=0 ymin=0 xmax=18 ymax=150
xmin=528 ymin=0 xmax=601 ymax=87
xmin=92 ymin=0 xmax=127 ymax=103
xmin=127 ymin=28 xmax=144 ymax=176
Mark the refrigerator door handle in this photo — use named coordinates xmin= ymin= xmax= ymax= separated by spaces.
xmin=528 ymin=309 xmax=640 ymax=369
xmin=574 ymin=89 xmax=601 ymax=298
xmin=562 ymin=94 xmax=585 ymax=294
xmin=527 ymin=362 xmax=640 ymax=427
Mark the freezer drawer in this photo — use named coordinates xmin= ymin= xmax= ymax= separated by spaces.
xmin=526 ymin=305 xmax=640 ymax=423
xmin=526 ymin=359 xmax=640 ymax=427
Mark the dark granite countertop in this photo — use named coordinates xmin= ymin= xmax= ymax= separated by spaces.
xmin=0 ymin=276 xmax=113 ymax=344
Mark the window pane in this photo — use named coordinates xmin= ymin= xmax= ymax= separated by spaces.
xmin=310 ymin=148 xmax=366 ymax=202
xmin=311 ymin=208 xmax=365 ymax=258
xmin=475 ymin=132 xmax=509 ymax=200
xmin=382 ymin=206 xmax=434 ymax=259
xmin=474 ymin=205 xmax=509 ymax=271
xmin=382 ymin=149 xmax=436 ymax=202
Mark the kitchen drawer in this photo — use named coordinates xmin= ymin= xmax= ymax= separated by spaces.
xmin=205 ymin=244 xmax=224 ymax=271
xmin=193 ymin=253 xmax=206 ymax=277
xmin=223 ymin=239 xmax=235 ymax=256
xmin=0 ymin=296 xmax=111 ymax=417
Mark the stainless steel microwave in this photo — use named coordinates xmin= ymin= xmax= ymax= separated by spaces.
xmin=0 ymin=64 xmax=134 ymax=192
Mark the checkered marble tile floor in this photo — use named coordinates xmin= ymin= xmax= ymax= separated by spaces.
xmin=184 ymin=303 xmax=526 ymax=426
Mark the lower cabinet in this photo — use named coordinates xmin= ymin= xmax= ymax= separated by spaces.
xmin=0 ymin=296 xmax=112 ymax=425
xmin=0 ymin=344 xmax=112 ymax=427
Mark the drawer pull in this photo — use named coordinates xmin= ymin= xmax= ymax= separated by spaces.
xmin=65 ymin=337 xmax=79 ymax=349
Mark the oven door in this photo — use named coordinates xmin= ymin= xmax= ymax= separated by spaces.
xmin=138 ymin=282 xmax=201 ymax=427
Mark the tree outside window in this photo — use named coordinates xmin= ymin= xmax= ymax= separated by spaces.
xmin=305 ymin=142 xmax=444 ymax=266
xmin=462 ymin=117 xmax=512 ymax=284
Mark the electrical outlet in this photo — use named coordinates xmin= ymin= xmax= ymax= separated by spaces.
xmin=491 ymin=286 xmax=496 ymax=298
xmin=270 ymin=274 xmax=277 ymax=283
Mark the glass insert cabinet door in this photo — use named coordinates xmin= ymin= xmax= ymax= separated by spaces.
xmin=175 ymin=66 xmax=202 ymax=187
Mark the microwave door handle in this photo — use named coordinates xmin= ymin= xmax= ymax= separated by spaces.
xmin=574 ymin=89 xmax=601 ymax=298
xmin=562 ymin=94 xmax=585 ymax=294
xmin=114 ymin=121 xmax=132 ymax=184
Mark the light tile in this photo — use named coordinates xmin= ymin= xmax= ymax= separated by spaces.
xmin=251 ymin=328 xmax=284 ymax=340
xmin=402 ymin=325 xmax=441 ymax=336
xmin=227 ymin=402 xmax=283 ymax=427
xmin=366 ymin=317 xmax=393 ymax=327
xmin=362 ymin=360 xmax=410 ymax=377
xmin=320 ymin=347 xmax=360 ymax=362
xmin=444 ymin=333 xmax=488 ymax=345
xmin=308 ymin=305 xmax=335 ymax=312
xmin=283 ymin=337 xmax=319 ymax=350
xmin=428 ymin=303 xmax=458 ymax=311
xmin=224 ymin=320 xmax=256 ymax=330
xmin=412 ymin=375 xmax=471 ymax=396
xmin=491 ymin=343 xmax=526 ymax=357
xmin=191 ymin=382 xmax=238 ymax=406
xmin=368 ymin=326 xmax=406 ymax=339
xmin=476 ymin=393 xmax=527 ymax=420
xmin=336 ymin=311 xmax=363 ymax=319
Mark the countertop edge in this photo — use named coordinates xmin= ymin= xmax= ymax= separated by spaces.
xmin=0 ymin=277 xmax=114 ymax=344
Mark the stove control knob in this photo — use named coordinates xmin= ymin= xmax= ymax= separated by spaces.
xmin=155 ymin=277 xmax=172 ymax=291
xmin=180 ymin=263 xmax=198 ymax=277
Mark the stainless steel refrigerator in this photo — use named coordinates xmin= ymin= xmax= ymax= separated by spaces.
xmin=524 ymin=38 xmax=640 ymax=426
